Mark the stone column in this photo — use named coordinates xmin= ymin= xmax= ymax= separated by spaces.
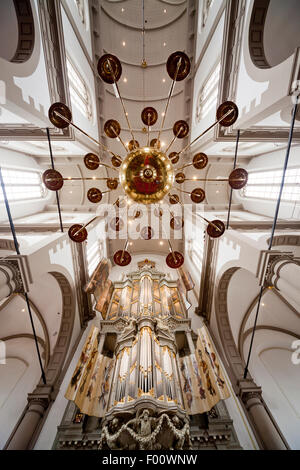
xmin=6 ymin=387 xmax=51 ymax=450
xmin=269 ymin=258 xmax=300 ymax=310
xmin=239 ymin=381 xmax=288 ymax=450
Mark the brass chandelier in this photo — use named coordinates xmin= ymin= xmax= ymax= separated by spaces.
xmin=43 ymin=51 xmax=248 ymax=269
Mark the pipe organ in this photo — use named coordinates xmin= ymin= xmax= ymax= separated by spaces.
xmin=63 ymin=261 xmax=233 ymax=450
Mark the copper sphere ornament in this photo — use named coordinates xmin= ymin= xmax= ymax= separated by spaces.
xmin=98 ymin=54 xmax=122 ymax=84
xmin=173 ymin=120 xmax=189 ymax=138
xmin=175 ymin=172 xmax=185 ymax=184
xmin=150 ymin=138 xmax=160 ymax=149
xmin=110 ymin=217 xmax=124 ymax=231
xmin=166 ymin=251 xmax=184 ymax=269
xmin=107 ymin=178 xmax=118 ymax=190
xmin=87 ymin=188 xmax=102 ymax=203
xmin=141 ymin=226 xmax=154 ymax=240
xmin=43 ymin=169 xmax=64 ymax=191
xmin=216 ymin=101 xmax=238 ymax=127
xmin=48 ymin=102 xmax=72 ymax=129
xmin=134 ymin=210 xmax=142 ymax=219
xmin=167 ymin=51 xmax=191 ymax=82
xmin=169 ymin=152 xmax=179 ymax=164
xmin=191 ymin=188 xmax=205 ymax=203
xmin=104 ymin=119 xmax=121 ymax=138
xmin=114 ymin=250 xmax=132 ymax=266
xmin=229 ymin=168 xmax=248 ymax=189
xmin=128 ymin=140 xmax=140 ymax=151
xmin=141 ymin=107 xmax=158 ymax=126
xmin=169 ymin=194 xmax=180 ymax=205
xmin=84 ymin=153 xmax=100 ymax=170
xmin=170 ymin=216 xmax=184 ymax=230
xmin=115 ymin=197 xmax=127 ymax=208
xmin=68 ymin=224 xmax=88 ymax=243
xmin=111 ymin=155 xmax=122 ymax=167
xmin=154 ymin=207 xmax=163 ymax=218
xmin=120 ymin=147 xmax=174 ymax=204
xmin=193 ymin=153 xmax=208 ymax=170
xmin=206 ymin=220 xmax=225 ymax=238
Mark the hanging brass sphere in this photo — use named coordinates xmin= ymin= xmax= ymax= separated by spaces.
xmin=119 ymin=147 xmax=174 ymax=204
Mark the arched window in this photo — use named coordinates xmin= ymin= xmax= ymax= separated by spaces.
xmin=201 ymin=0 xmax=215 ymax=29
xmin=241 ymin=168 xmax=300 ymax=202
xmin=0 ymin=168 xmax=46 ymax=202
xmin=196 ymin=61 xmax=220 ymax=122
xmin=66 ymin=57 xmax=93 ymax=121
xmin=74 ymin=0 xmax=86 ymax=25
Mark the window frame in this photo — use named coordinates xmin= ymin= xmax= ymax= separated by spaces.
xmin=240 ymin=167 xmax=300 ymax=203
xmin=0 ymin=166 xmax=47 ymax=203
xmin=66 ymin=55 xmax=93 ymax=122
xmin=196 ymin=59 xmax=221 ymax=123
xmin=74 ymin=0 xmax=86 ymax=26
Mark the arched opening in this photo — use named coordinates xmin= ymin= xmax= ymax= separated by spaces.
xmin=249 ymin=0 xmax=300 ymax=69
xmin=0 ymin=0 xmax=35 ymax=63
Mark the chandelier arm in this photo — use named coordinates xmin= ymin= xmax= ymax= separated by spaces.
xmin=110 ymin=125 xmax=128 ymax=152
xmin=156 ymin=58 xmax=182 ymax=145
xmin=194 ymin=210 xmax=222 ymax=232
xmin=155 ymin=203 xmax=177 ymax=264
xmin=74 ymin=216 xmax=99 ymax=236
xmin=165 ymin=126 xmax=183 ymax=154
xmin=175 ymin=161 xmax=194 ymax=172
xmin=177 ymin=109 xmax=234 ymax=156
xmin=184 ymin=178 xmax=229 ymax=182
xmin=107 ymin=59 xmax=136 ymax=144
xmin=85 ymin=159 xmax=119 ymax=173
xmin=147 ymin=113 xmax=151 ymax=147
xmin=174 ymin=187 xmax=221 ymax=231
xmin=53 ymin=111 xmax=118 ymax=159
xmin=167 ymin=192 xmax=183 ymax=207
xmin=120 ymin=239 xmax=129 ymax=263
xmin=60 ymin=177 xmax=117 ymax=181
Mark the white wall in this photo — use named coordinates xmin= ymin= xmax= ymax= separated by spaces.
xmin=0 ymin=147 xmax=53 ymax=222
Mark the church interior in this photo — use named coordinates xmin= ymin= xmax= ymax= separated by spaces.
xmin=0 ymin=0 xmax=300 ymax=451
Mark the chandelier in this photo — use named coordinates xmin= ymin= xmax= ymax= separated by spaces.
xmin=43 ymin=51 xmax=248 ymax=269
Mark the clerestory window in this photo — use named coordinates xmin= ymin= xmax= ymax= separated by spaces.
xmin=67 ymin=57 xmax=93 ymax=121
xmin=0 ymin=168 xmax=46 ymax=202
xmin=241 ymin=168 xmax=300 ymax=202
xmin=196 ymin=61 xmax=220 ymax=122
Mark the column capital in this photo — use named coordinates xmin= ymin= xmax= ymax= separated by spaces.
xmin=28 ymin=384 xmax=53 ymax=409
xmin=257 ymin=250 xmax=293 ymax=287
xmin=0 ymin=255 xmax=32 ymax=293
xmin=237 ymin=379 xmax=262 ymax=404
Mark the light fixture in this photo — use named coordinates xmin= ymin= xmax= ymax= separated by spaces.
xmin=122 ymin=41 xmax=126 ymax=47
xmin=45 ymin=52 xmax=242 ymax=269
